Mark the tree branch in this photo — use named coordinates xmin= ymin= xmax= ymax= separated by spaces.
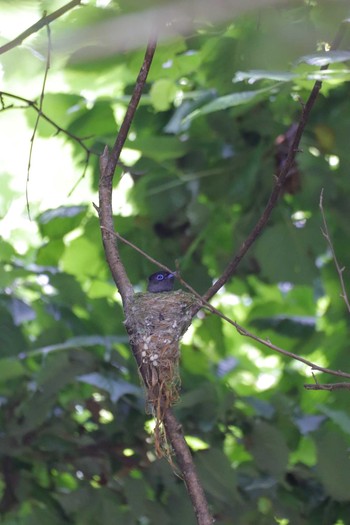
xmin=320 ymin=189 xmax=350 ymax=314
xmin=0 ymin=90 xmax=138 ymax=197
xmin=26 ymin=24 xmax=51 ymax=220
xmin=0 ymin=0 xmax=82 ymax=56
xmin=104 ymin=37 xmax=157 ymax=181
xmin=97 ymin=37 xmax=157 ymax=307
xmin=97 ymin=37 xmax=214 ymax=525
xmin=196 ymin=23 xmax=347 ymax=309
xmin=98 ymin=224 xmax=350 ymax=382
xmin=163 ymin=411 xmax=213 ymax=525
xmin=304 ymin=382 xmax=350 ymax=391
xmin=0 ymin=90 xmax=93 ymax=152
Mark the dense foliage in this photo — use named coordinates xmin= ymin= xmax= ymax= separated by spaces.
xmin=1 ymin=1 xmax=350 ymax=523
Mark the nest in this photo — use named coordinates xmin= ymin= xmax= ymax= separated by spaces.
xmin=127 ymin=290 xmax=199 ymax=451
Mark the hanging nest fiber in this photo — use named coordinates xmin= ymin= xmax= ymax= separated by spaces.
xmin=127 ymin=290 xmax=199 ymax=448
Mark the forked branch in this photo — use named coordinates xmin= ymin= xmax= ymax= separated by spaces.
xmin=97 ymin=37 xmax=214 ymax=525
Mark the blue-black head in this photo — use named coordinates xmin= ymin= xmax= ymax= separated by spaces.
xmin=147 ymin=271 xmax=175 ymax=293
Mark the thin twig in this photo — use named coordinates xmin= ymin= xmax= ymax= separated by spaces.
xmin=304 ymin=382 xmax=350 ymax=391
xmin=26 ymin=23 xmax=51 ymax=220
xmin=0 ymin=90 xmax=94 ymax=150
xmin=0 ymin=0 xmax=82 ymax=56
xmin=99 ymin=226 xmax=174 ymax=273
xmin=319 ymin=189 xmax=350 ymax=314
xmin=67 ymin=153 xmax=92 ymax=197
xmin=0 ymin=91 xmax=128 ymax=196
xmin=0 ymin=90 xmax=143 ymax=175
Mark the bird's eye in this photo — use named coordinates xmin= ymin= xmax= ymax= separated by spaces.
xmin=156 ymin=274 xmax=164 ymax=281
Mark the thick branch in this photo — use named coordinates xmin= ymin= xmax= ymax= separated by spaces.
xmin=0 ymin=0 xmax=82 ymax=56
xmin=99 ymin=148 xmax=134 ymax=306
xmin=0 ymin=457 xmax=18 ymax=513
xmin=104 ymin=37 xmax=157 ymax=180
xmin=163 ymin=411 xmax=214 ymax=525
xmin=98 ymin=38 xmax=156 ymax=306
xmin=97 ymin=37 xmax=214 ymax=525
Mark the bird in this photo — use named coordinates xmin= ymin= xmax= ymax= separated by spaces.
xmin=147 ymin=271 xmax=175 ymax=293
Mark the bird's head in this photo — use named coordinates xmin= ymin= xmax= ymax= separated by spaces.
xmin=147 ymin=271 xmax=175 ymax=293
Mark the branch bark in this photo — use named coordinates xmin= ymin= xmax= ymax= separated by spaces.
xmin=97 ymin=38 xmax=214 ymax=525
xmin=163 ymin=411 xmax=213 ymax=525
xmin=97 ymin=37 xmax=158 ymax=306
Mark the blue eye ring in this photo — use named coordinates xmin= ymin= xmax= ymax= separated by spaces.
xmin=156 ymin=274 xmax=164 ymax=281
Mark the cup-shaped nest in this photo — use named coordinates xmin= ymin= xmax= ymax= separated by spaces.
xmin=128 ymin=290 xmax=199 ymax=410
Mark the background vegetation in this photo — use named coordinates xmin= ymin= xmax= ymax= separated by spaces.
xmin=1 ymin=1 xmax=350 ymax=523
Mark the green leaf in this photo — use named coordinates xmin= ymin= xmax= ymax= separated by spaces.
xmin=316 ymin=431 xmax=350 ymax=501
xmin=68 ymin=99 xmax=117 ymax=136
xmin=126 ymin=135 xmax=188 ymax=161
xmin=234 ymin=70 xmax=296 ymax=82
xmin=0 ymin=357 xmax=26 ymax=382
xmin=48 ymin=272 xmax=87 ymax=306
xmin=78 ymin=372 xmax=141 ymax=403
xmin=21 ymin=507 xmax=66 ymax=525
xmin=251 ymin=314 xmax=315 ymax=338
xmin=318 ymin=406 xmax=350 ymax=435
xmin=10 ymin=350 xmax=96 ymax=434
xmin=37 ymin=206 xmax=87 ymax=239
xmin=254 ymin=219 xmax=323 ymax=284
xmin=185 ymin=85 xmax=277 ymax=121
xmin=0 ymin=237 xmax=16 ymax=261
xmin=234 ymin=68 xmax=350 ymax=84
xmin=25 ymin=93 xmax=85 ymax=137
xmin=27 ymin=335 xmax=128 ymax=357
xmin=150 ymin=78 xmax=177 ymax=111
xmin=36 ymin=239 xmax=65 ymax=266
xmin=250 ymin=421 xmax=289 ymax=479
xmin=61 ymin=236 xmax=104 ymax=278
xmin=0 ymin=305 xmax=28 ymax=357
xmin=195 ymin=448 xmax=238 ymax=503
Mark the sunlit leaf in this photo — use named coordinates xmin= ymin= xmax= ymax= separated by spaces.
xmin=185 ymin=85 xmax=277 ymax=121
xmin=234 ymin=70 xmax=296 ymax=82
xmin=296 ymin=50 xmax=350 ymax=66
xmin=78 ymin=372 xmax=141 ymax=403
